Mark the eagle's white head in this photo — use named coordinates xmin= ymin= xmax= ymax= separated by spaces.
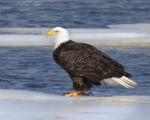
xmin=47 ymin=27 xmax=70 ymax=49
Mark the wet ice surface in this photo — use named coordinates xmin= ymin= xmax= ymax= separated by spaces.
xmin=0 ymin=89 xmax=150 ymax=120
xmin=1 ymin=24 xmax=150 ymax=47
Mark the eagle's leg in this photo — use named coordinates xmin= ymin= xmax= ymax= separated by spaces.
xmin=64 ymin=91 xmax=81 ymax=97
xmin=64 ymin=77 xmax=92 ymax=97
xmin=64 ymin=77 xmax=83 ymax=97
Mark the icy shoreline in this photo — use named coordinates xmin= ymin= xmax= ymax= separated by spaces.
xmin=0 ymin=89 xmax=150 ymax=120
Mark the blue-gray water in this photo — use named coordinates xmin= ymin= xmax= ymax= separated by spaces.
xmin=0 ymin=0 xmax=150 ymax=28
xmin=0 ymin=47 xmax=149 ymax=96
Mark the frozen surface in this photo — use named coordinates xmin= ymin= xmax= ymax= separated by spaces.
xmin=0 ymin=89 xmax=150 ymax=120
xmin=0 ymin=23 xmax=150 ymax=47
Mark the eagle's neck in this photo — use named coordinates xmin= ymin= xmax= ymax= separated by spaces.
xmin=54 ymin=33 xmax=70 ymax=49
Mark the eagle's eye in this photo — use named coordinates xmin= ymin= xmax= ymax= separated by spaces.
xmin=55 ymin=30 xmax=59 ymax=33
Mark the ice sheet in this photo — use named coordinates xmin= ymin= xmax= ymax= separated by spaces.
xmin=0 ymin=23 xmax=150 ymax=47
xmin=0 ymin=89 xmax=150 ymax=120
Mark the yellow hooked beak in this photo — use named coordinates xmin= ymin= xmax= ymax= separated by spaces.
xmin=47 ymin=30 xmax=58 ymax=36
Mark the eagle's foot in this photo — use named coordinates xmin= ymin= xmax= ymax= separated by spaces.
xmin=64 ymin=91 xmax=93 ymax=97
xmin=64 ymin=91 xmax=81 ymax=97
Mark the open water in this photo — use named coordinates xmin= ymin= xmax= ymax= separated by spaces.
xmin=0 ymin=0 xmax=150 ymax=28
xmin=0 ymin=47 xmax=149 ymax=96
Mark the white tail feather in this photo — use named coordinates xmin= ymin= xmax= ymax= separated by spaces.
xmin=101 ymin=78 xmax=118 ymax=86
xmin=101 ymin=76 xmax=137 ymax=89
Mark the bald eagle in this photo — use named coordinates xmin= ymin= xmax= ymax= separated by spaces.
xmin=47 ymin=27 xmax=137 ymax=96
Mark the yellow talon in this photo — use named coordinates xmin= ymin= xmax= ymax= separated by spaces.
xmin=64 ymin=92 xmax=81 ymax=97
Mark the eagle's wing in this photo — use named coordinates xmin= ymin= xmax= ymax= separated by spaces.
xmin=57 ymin=42 xmax=130 ymax=82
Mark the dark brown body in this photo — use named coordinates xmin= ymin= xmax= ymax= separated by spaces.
xmin=53 ymin=40 xmax=131 ymax=92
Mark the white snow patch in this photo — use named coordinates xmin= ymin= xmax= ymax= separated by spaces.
xmin=0 ymin=23 xmax=150 ymax=47
xmin=0 ymin=89 xmax=150 ymax=120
